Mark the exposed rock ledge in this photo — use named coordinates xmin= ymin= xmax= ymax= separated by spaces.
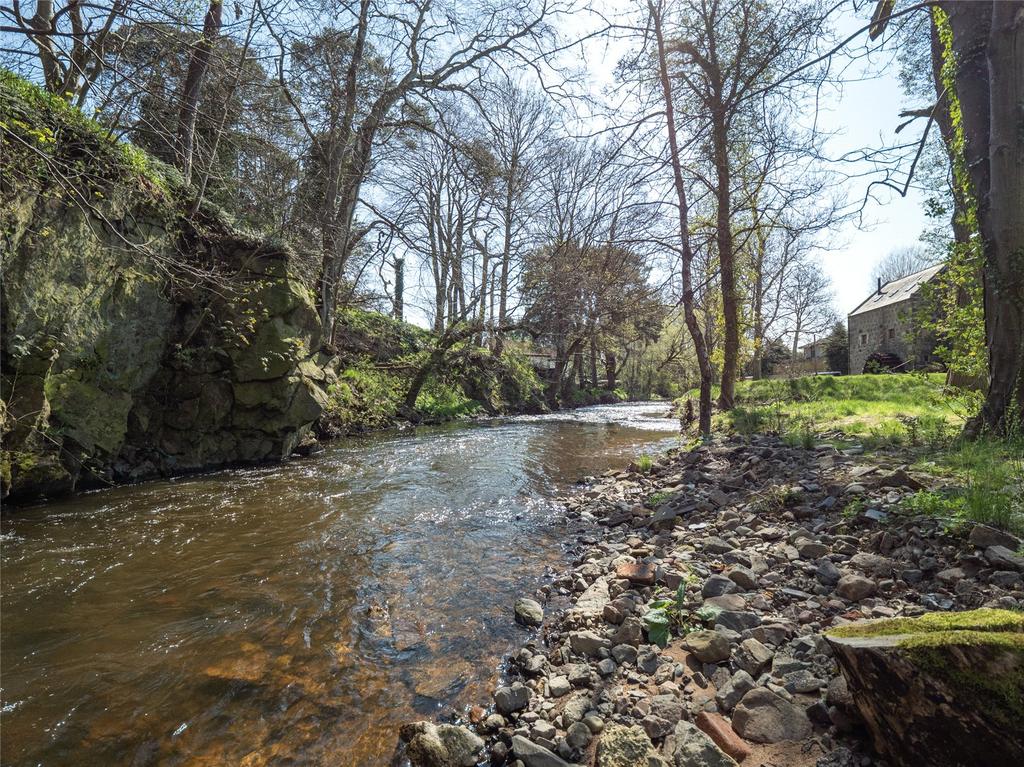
xmin=1 ymin=75 xmax=330 ymax=501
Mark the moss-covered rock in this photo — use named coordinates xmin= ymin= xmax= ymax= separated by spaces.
xmin=826 ymin=609 xmax=1024 ymax=767
xmin=1 ymin=72 xmax=329 ymax=502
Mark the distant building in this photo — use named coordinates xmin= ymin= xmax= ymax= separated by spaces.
xmin=848 ymin=264 xmax=943 ymax=374
xmin=800 ymin=338 xmax=830 ymax=360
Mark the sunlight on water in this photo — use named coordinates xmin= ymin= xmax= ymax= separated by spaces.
xmin=1 ymin=404 xmax=677 ymax=766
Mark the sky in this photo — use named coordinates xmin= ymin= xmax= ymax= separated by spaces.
xmin=810 ymin=20 xmax=935 ymax=316
xmin=570 ymin=3 xmax=936 ymax=319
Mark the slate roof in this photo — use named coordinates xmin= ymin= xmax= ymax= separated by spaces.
xmin=848 ymin=263 xmax=944 ymax=318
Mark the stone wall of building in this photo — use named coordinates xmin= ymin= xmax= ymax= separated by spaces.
xmin=848 ymin=296 xmax=936 ymax=374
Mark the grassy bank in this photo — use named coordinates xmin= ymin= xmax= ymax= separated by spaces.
xmin=320 ymin=309 xmax=547 ymax=434
xmin=683 ymin=374 xmax=1023 ymax=535
xmin=713 ymin=374 xmax=968 ymax=448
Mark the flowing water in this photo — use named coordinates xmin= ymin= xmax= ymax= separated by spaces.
xmin=1 ymin=403 xmax=677 ymax=766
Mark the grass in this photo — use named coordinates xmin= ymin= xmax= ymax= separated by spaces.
xmin=696 ymin=374 xmax=968 ymax=448
xmin=908 ymin=437 xmax=1024 ymax=535
xmin=697 ymin=372 xmax=1023 ymax=535
xmin=635 ymin=454 xmax=654 ymax=473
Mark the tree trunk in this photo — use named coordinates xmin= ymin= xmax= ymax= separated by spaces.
xmin=945 ymin=1 xmax=1024 ymax=435
xmin=176 ymin=1 xmax=223 ymax=184
xmin=393 ymin=256 xmax=404 ymax=321
xmin=712 ymin=109 xmax=739 ymax=409
xmin=605 ymin=351 xmax=617 ymax=390
xmin=651 ymin=0 xmax=713 ymax=439
xmin=589 ymin=335 xmax=599 ymax=390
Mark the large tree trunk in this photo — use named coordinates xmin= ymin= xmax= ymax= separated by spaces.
xmin=494 ymin=158 xmax=518 ymax=356
xmin=605 ymin=351 xmax=617 ymax=390
xmin=176 ymin=1 xmax=223 ymax=184
xmin=651 ymin=0 xmax=713 ymax=439
xmin=712 ymin=110 xmax=739 ymax=409
xmin=944 ymin=1 xmax=1024 ymax=435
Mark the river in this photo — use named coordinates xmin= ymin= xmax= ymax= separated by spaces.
xmin=1 ymin=403 xmax=677 ymax=766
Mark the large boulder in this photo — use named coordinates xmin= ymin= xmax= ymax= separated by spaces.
xmin=671 ymin=720 xmax=738 ymax=767
xmin=597 ymin=724 xmax=668 ymax=767
xmin=730 ymin=688 xmax=812 ymax=743
xmin=826 ymin=608 xmax=1024 ymax=767
xmin=400 ymin=722 xmax=484 ymax=767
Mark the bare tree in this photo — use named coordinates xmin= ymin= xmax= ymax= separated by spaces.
xmin=871 ymin=245 xmax=936 ymax=286
xmin=259 ymin=0 xmax=564 ymax=342
xmin=648 ymin=0 xmax=713 ymax=437
xmin=658 ymin=0 xmax=831 ymax=410
xmin=175 ymin=0 xmax=222 ymax=183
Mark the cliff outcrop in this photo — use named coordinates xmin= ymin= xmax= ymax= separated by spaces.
xmin=1 ymin=72 xmax=329 ymax=500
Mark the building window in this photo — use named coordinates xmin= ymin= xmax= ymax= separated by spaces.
xmin=860 ymin=333 xmax=867 ymax=345
xmin=888 ymin=328 xmax=895 ymax=339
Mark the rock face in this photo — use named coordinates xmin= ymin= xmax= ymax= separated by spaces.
xmin=826 ymin=609 xmax=1024 ymax=767
xmin=1 ymin=76 xmax=330 ymax=501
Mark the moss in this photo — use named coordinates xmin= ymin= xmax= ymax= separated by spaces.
xmin=829 ymin=609 xmax=1024 ymax=728
xmin=1 ymin=69 xmax=177 ymax=203
xmin=828 ymin=608 xmax=1024 ymax=639
xmin=905 ymin=631 xmax=1024 ymax=726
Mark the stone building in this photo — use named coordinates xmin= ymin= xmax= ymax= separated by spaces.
xmin=847 ymin=264 xmax=943 ymax=374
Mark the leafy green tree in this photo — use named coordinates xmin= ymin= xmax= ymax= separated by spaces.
xmin=825 ymin=322 xmax=849 ymax=375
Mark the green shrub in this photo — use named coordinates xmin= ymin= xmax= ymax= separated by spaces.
xmin=415 ymin=375 xmax=479 ymax=419
xmin=636 ymin=454 xmax=654 ymax=473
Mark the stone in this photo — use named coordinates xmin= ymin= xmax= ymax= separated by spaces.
xmin=532 ymin=721 xmax=557 ymax=740
xmin=849 ymin=552 xmax=893 ymax=577
xmin=714 ymin=611 xmax=761 ymax=632
xmin=613 ymin=617 xmax=644 ymax=647
xmin=695 ymin=711 xmax=750 ymax=763
xmin=494 ymin=683 xmax=530 ymax=714
xmin=703 ymin=574 xmax=740 ymax=598
xmin=561 ymin=692 xmax=592 ymax=724
xmin=597 ymin=657 xmax=618 ymax=676
xmin=511 ymin=734 xmax=571 ymax=767
xmin=725 ymin=565 xmax=758 ymax=591
xmin=684 ymin=630 xmax=732 ymax=663
xmin=730 ymin=688 xmax=813 ymax=743
xmin=567 ymin=720 xmax=593 ymax=749
xmin=617 ymin=560 xmax=657 ymax=585
xmin=612 ymin=643 xmax=639 ymax=665
xmin=672 ymin=719 xmax=739 ymax=767
xmin=796 ymin=540 xmax=829 ymax=559
xmin=782 ymin=669 xmax=825 ymax=694
xmin=836 ymin=574 xmax=876 ymax=601
xmin=984 ymin=545 xmax=1024 ymax=572
xmin=597 ymin=724 xmax=666 ymax=767
xmin=515 ymin=597 xmax=545 ymax=627
xmin=547 ymin=675 xmax=571 ymax=697
xmin=734 ymin=637 xmax=773 ymax=677
xmin=825 ymin=608 xmax=1024 ymax=767
xmin=968 ymin=524 xmax=1020 ymax=550
xmin=401 ymin=722 xmax=485 ymax=767
xmin=715 ymin=670 xmax=755 ymax=713
xmin=570 ymin=629 xmax=612 ymax=657
xmin=815 ymin=559 xmax=841 ymax=586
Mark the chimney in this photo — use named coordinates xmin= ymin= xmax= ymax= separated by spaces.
xmin=877 ymin=277 xmax=882 ymax=295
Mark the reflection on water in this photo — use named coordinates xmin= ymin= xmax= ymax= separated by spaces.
xmin=1 ymin=404 xmax=676 ymax=766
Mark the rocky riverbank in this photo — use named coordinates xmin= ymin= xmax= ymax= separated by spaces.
xmin=400 ymin=435 xmax=1024 ymax=767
